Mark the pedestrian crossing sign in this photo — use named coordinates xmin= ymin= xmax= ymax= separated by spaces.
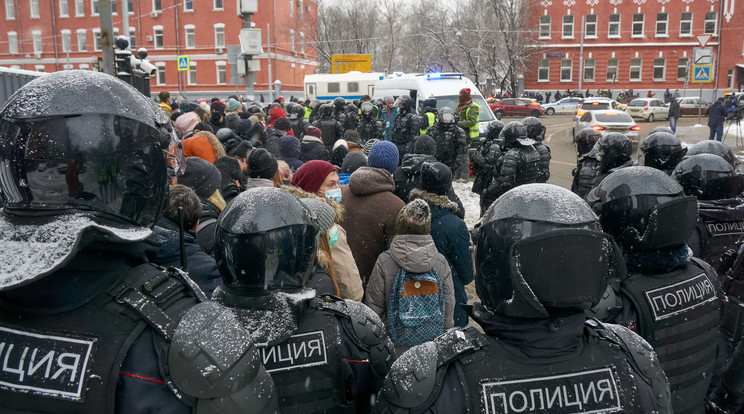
xmin=691 ymin=65 xmax=712 ymax=83
xmin=177 ymin=55 xmax=190 ymax=71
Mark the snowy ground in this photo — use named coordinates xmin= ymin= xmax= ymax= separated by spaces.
xmin=452 ymin=181 xmax=482 ymax=229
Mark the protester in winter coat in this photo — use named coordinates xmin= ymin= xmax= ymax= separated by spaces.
xmin=177 ymin=157 xmax=226 ymax=255
xmin=209 ymin=100 xmax=226 ymax=131
xmin=381 ymin=96 xmax=397 ymax=142
xmin=330 ymin=142 xmax=349 ymax=169
xmin=278 ymin=134 xmax=303 ymax=172
xmin=213 ymin=156 xmax=243 ymax=203
xmin=174 ymin=110 xmax=200 ymax=136
xmin=340 ymin=141 xmax=406 ymax=286
xmin=291 ymin=160 xmax=364 ymax=301
xmin=244 ymin=148 xmax=279 ymax=190
xmin=264 ymin=117 xmax=293 ymax=154
xmin=410 ymin=162 xmax=474 ymax=327
xmin=182 ymin=131 xmax=227 ymax=164
xmin=668 ymin=98 xmax=681 ymax=133
xmin=364 ymin=199 xmax=455 ymax=354
xmin=339 ymin=152 xmax=368 ymax=185
xmin=299 ymin=126 xmax=330 ymax=162
xmin=709 ymin=98 xmax=728 ymax=141
xmin=148 ymin=184 xmax=222 ymax=297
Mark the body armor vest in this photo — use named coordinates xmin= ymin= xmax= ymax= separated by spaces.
xmin=0 ymin=264 xmax=201 ymax=413
xmin=290 ymin=118 xmax=308 ymax=139
xmin=621 ymin=259 xmax=721 ymax=414
xmin=318 ymin=118 xmax=339 ymax=148
xmin=515 ymin=146 xmax=540 ymax=186
xmin=534 ymin=143 xmax=551 ymax=183
xmin=571 ymin=156 xmax=600 ymax=198
xmin=357 ymin=118 xmax=382 ymax=142
xmin=432 ymin=126 xmax=461 ymax=170
xmin=434 ymin=325 xmax=644 ymax=414
xmin=695 ymin=200 xmax=744 ymax=265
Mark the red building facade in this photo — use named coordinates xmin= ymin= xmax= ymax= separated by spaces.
xmin=524 ymin=0 xmax=743 ymax=99
xmin=0 ymin=0 xmax=318 ymax=99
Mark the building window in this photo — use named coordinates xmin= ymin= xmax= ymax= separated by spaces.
xmin=30 ymin=0 xmax=40 ymax=18
xmin=289 ymin=0 xmax=293 ymax=18
xmin=680 ymin=12 xmax=692 ymax=36
xmin=63 ymin=63 xmax=73 ymax=70
xmin=629 ymin=58 xmax=642 ymax=81
xmin=32 ymin=30 xmax=42 ymax=54
xmin=538 ymin=59 xmax=549 ymax=81
xmin=562 ymin=15 xmax=574 ymax=39
xmin=653 ymin=58 xmax=665 ymax=81
xmin=35 ymin=65 xmax=45 ymax=72
xmin=608 ymin=14 xmax=620 ymax=38
xmin=655 ymin=13 xmax=668 ymax=36
xmin=152 ymin=0 xmax=161 ymax=12
xmin=300 ymin=32 xmax=305 ymax=56
xmin=213 ymin=0 xmax=222 ymax=11
xmin=7 ymin=31 xmax=17 ymax=54
xmin=125 ymin=0 xmax=132 ymax=14
xmin=560 ymin=59 xmax=572 ymax=81
xmin=75 ymin=0 xmax=83 ymax=16
xmin=59 ymin=0 xmax=69 ymax=17
xmin=704 ymin=11 xmax=717 ymax=34
xmin=184 ymin=0 xmax=192 ymax=11
xmin=632 ymin=14 xmax=644 ymax=37
xmin=188 ymin=62 xmax=197 ymax=85
xmin=128 ymin=28 xmax=135 ymax=49
xmin=539 ymin=16 xmax=551 ymax=39
xmin=93 ymin=29 xmax=101 ymax=51
xmin=61 ymin=30 xmax=71 ymax=52
xmin=156 ymin=62 xmax=166 ymax=85
xmin=91 ymin=0 xmax=98 ymax=15
xmin=728 ymin=69 xmax=735 ymax=89
xmin=584 ymin=58 xmax=595 ymax=81
xmin=328 ymin=82 xmax=340 ymax=93
xmin=5 ymin=0 xmax=14 ymax=19
xmin=290 ymin=29 xmax=295 ymax=53
xmin=216 ymin=61 xmax=226 ymax=84
xmin=185 ymin=25 xmax=195 ymax=48
xmin=299 ymin=0 xmax=303 ymax=21
xmin=607 ymin=58 xmax=618 ymax=81
xmin=214 ymin=24 xmax=225 ymax=48
xmin=153 ymin=26 xmax=163 ymax=49
xmin=677 ymin=57 xmax=689 ymax=81
xmin=585 ymin=15 xmax=597 ymax=38
xmin=77 ymin=29 xmax=87 ymax=51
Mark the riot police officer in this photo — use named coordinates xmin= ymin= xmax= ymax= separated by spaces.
xmin=522 ymin=116 xmax=551 ymax=182
xmin=639 ymin=131 xmax=687 ymax=175
xmin=375 ymin=184 xmax=671 ymax=413
xmin=344 ymin=102 xmax=359 ymax=131
xmin=571 ymin=127 xmax=602 ymax=198
xmin=212 ymin=187 xmax=395 ymax=413
xmin=287 ymin=101 xmax=310 ymax=139
xmin=588 ymin=166 xmax=725 ymax=414
xmin=589 ymin=132 xmax=634 ymax=189
xmin=684 ymin=139 xmax=738 ymax=168
xmin=419 ymin=97 xmax=438 ymax=134
xmin=307 ymin=99 xmax=321 ymax=124
xmin=0 ymin=71 xmax=278 ymax=413
xmin=426 ymin=107 xmax=468 ymax=174
xmin=333 ymin=97 xmax=347 ymax=126
xmin=392 ymin=95 xmax=420 ymax=160
xmin=313 ymin=103 xmax=344 ymax=150
xmin=357 ymin=101 xmax=384 ymax=142
xmin=481 ymin=121 xmax=539 ymax=207
xmin=471 ymin=120 xmax=503 ymax=216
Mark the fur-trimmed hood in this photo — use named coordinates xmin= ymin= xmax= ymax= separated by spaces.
xmin=281 ymin=185 xmax=344 ymax=223
xmin=409 ymin=188 xmax=459 ymax=214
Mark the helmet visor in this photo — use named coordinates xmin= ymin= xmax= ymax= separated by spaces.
xmin=0 ymin=114 xmax=168 ymax=227
xmin=439 ymin=112 xmax=455 ymax=124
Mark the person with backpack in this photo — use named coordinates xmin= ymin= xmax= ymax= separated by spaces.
xmin=364 ymin=199 xmax=455 ymax=356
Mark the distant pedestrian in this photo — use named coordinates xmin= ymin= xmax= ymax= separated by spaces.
xmin=708 ymin=98 xmax=728 ymax=141
xmin=545 ymin=91 xmax=552 ymax=103
xmin=668 ymin=97 xmax=681 ymax=133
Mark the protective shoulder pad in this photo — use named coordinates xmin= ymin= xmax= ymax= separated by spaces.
xmin=169 ymin=302 xmax=279 ymax=414
xmin=321 ymin=298 xmax=386 ymax=347
xmin=603 ymin=322 xmax=672 ymax=414
xmin=378 ymin=341 xmax=439 ymax=411
xmin=432 ymin=328 xmax=487 ymax=367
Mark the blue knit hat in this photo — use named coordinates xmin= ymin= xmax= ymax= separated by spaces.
xmin=368 ymin=141 xmax=399 ymax=174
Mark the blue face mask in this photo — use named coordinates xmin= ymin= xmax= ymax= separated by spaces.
xmin=329 ymin=224 xmax=339 ymax=248
xmin=324 ymin=188 xmax=342 ymax=203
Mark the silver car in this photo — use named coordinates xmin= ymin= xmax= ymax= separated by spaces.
xmin=626 ymin=98 xmax=669 ymax=122
xmin=573 ymin=110 xmax=641 ymax=143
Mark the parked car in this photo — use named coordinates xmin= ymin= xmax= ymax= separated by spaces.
xmin=575 ymin=98 xmax=626 ymax=118
xmin=543 ymin=97 xmax=583 ymax=115
xmin=626 ymin=98 xmax=669 ymax=122
xmin=489 ymin=98 xmax=544 ymax=117
xmin=676 ymin=96 xmax=711 ymax=116
xmin=573 ymin=110 xmax=641 ymax=144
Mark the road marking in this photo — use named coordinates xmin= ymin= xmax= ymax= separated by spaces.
xmin=551 ymin=160 xmax=576 ymax=166
xmin=546 ymin=122 xmax=575 ymax=144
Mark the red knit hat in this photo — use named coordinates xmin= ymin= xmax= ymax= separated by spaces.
xmin=182 ymin=135 xmax=217 ymax=164
xmin=291 ymin=160 xmax=337 ymax=194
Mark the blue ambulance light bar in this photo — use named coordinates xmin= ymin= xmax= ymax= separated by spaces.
xmin=426 ymin=73 xmax=464 ymax=80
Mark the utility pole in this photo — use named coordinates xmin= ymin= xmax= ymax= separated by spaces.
xmin=578 ymin=15 xmax=585 ymax=93
xmin=122 ymin=0 xmax=129 ymax=50
xmin=98 ymin=0 xmax=115 ymax=75
xmin=267 ymin=23 xmax=273 ymax=102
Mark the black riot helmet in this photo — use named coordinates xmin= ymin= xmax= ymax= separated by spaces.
xmin=0 ymin=70 xmax=173 ymax=229
xmin=319 ymin=103 xmax=334 ymax=117
xmin=685 ymin=140 xmax=738 ymax=168
xmin=214 ymin=187 xmax=318 ymax=294
xmin=247 ymin=103 xmax=263 ymax=115
xmin=486 ymin=120 xmax=504 ymax=141
xmin=672 ymin=154 xmax=744 ymax=200
xmin=437 ymin=107 xmax=456 ymax=125
xmin=588 ymin=166 xmax=698 ymax=252
xmin=501 ymin=121 xmax=532 ymax=149
xmin=574 ymin=127 xmax=602 ymax=156
xmin=291 ymin=102 xmax=305 ymax=117
xmin=346 ymin=103 xmax=358 ymax=114
xmin=473 ymin=184 xmax=623 ymax=318
xmin=394 ymin=95 xmax=414 ymax=113
xmin=639 ymin=132 xmax=687 ymax=173
xmin=423 ymin=97 xmax=437 ymax=109
xmin=650 ymin=126 xmax=675 ymax=135
xmin=596 ymin=132 xmax=632 ymax=171
xmin=333 ymin=97 xmax=346 ymax=111
xmin=360 ymin=102 xmax=374 ymax=115
xmin=308 ymin=100 xmax=321 ymax=110
xmin=285 ymin=102 xmax=299 ymax=119
xmin=522 ymin=116 xmax=546 ymax=142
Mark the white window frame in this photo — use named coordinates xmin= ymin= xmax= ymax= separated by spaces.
xmin=5 ymin=0 xmax=14 ymax=20
xmin=214 ymin=23 xmax=225 ymax=48
xmin=300 ymin=31 xmax=305 ymax=56
xmin=156 ymin=62 xmax=166 ymax=85
xmin=79 ymin=63 xmax=88 ymax=70
xmin=632 ymin=14 xmax=644 ymax=38
xmin=32 ymin=30 xmax=42 ymax=54
xmin=63 ymin=63 xmax=73 ymax=70
xmin=92 ymin=28 xmax=101 ymax=51
xmin=77 ymin=29 xmax=87 ymax=51
xmin=585 ymin=15 xmax=597 ymax=39
xmin=61 ymin=29 xmax=71 ymax=52
xmin=607 ymin=58 xmax=619 ymax=81
xmin=213 ymin=0 xmax=222 ymax=11
xmin=538 ymin=59 xmax=550 ymax=82
xmin=75 ymin=0 xmax=84 ymax=16
xmin=91 ymin=0 xmax=98 ymax=16
xmin=560 ymin=58 xmax=573 ymax=82
xmin=539 ymin=16 xmax=551 ymax=39
xmin=655 ymin=12 xmax=668 ymax=37
xmin=653 ymin=57 xmax=666 ymax=81
xmin=152 ymin=0 xmax=161 ymax=12
xmin=128 ymin=27 xmax=135 ymax=49
xmin=35 ymin=64 xmax=45 ymax=72
xmin=125 ymin=0 xmax=133 ymax=14
xmin=7 ymin=31 xmax=17 ymax=54
xmin=562 ymin=15 xmax=574 ymax=39
xmin=184 ymin=0 xmax=193 ymax=12
xmin=290 ymin=28 xmax=295 ymax=53
xmin=216 ymin=61 xmax=226 ymax=85
xmin=153 ymin=25 xmax=163 ymax=49
xmin=728 ymin=69 xmax=735 ymax=89
xmin=677 ymin=57 xmax=689 ymax=81
xmin=704 ymin=11 xmax=717 ymax=35
xmin=584 ymin=58 xmax=596 ymax=82
xmin=289 ymin=0 xmax=293 ymax=18
xmin=59 ymin=0 xmax=69 ymax=17
xmin=680 ymin=12 xmax=692 ymax=37
xmin=608 ymin=14 xmax=620 ymax=38
xmin=299 ymin=0 xmax=303 ymax=21
xmin=184 ymin=25 xmax=195 ymax=48
xmin=629 ymin=58 xmax=642 ymax=81
xmin=188 ymin=62 xmax=197 ymax=85
xmin=30 ymin=0 xmax=40 ymax=18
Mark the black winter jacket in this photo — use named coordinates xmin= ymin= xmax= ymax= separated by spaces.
xmin=393 ymin=153 xmax=465 ymax=219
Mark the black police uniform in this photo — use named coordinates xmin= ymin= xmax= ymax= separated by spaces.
xmin=572 ymin=152 xmax=601 ymax=198
xmin=357 ymin=114 xmax=385 ymax=143
xmin=425 ymin=122 xmax=468 ymax=174
xmin=392 ymin=97 xmax=420 ymax=160
xmin=313 ymin=105 xmax=344 ymax=149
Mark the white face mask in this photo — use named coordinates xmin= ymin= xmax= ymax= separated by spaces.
xmin=324 ymin=188 xmax=342 ymax=203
